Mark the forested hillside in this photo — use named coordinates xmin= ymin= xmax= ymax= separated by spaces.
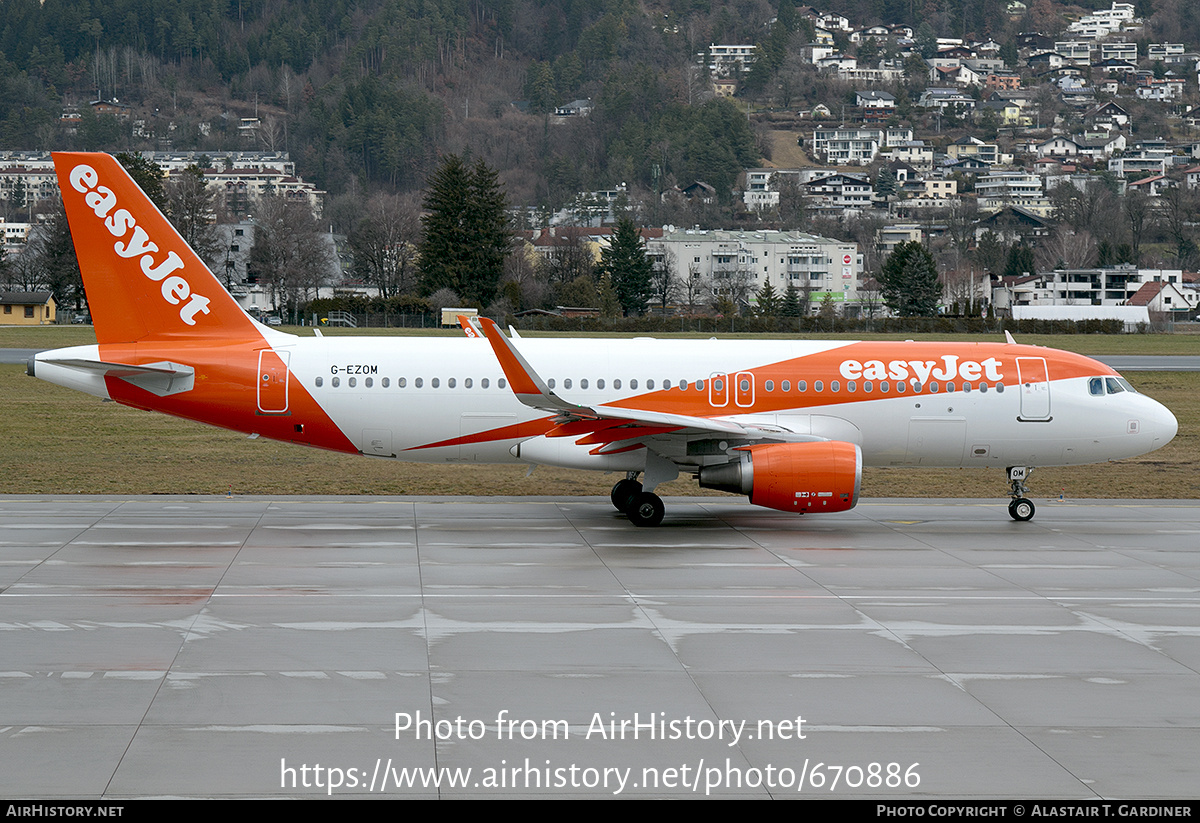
xmin=0 ymin=0 xmax=1182 ymax=217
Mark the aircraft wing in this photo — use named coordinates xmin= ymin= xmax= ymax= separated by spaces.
xmin=477 ymin=318 xmax=820 ymax=452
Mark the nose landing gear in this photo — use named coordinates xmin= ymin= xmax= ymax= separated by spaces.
xmin=1007 ymin=466 xmax=1036 ymax=521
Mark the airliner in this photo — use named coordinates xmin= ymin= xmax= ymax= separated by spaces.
xmin=29 ymin=152 xmax=1178 ymax=526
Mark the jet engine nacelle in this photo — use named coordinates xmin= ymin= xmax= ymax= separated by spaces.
xmin=698 ymin=441 xmax=862 ymax=514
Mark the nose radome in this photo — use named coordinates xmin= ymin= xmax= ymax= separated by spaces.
xmin=1155 ymin=402 xmax=1178 ymax=447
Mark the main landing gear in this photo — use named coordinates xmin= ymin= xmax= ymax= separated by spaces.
xmin=610 ymin=474 xmax=665 ymax=527
xmin=1006 ymin=466 xmax=1035 ymax=521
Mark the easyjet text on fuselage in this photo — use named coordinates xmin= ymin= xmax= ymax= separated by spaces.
xmin=838 ymin=355 xmax=1005 ymax=384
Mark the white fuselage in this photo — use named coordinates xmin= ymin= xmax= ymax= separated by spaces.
xmin=37 ymin=335 xmax=1172 ymax=475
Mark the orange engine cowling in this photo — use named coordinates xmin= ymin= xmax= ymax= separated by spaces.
xmin=698 ymin=441 xmax=862 ymax=514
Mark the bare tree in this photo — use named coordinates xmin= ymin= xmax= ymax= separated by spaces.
xmin=536 ymin=230 xmax=595 ymax=285
xmin=3 ymin=239 xmax=47 ymax=292
xmin=257 ymin=117 xmax=284 ymax=152
xmin=166 ymin=165 xmax=223 ymax=269
xmin=776 ymin=173 xmax=807 ymax=229
xmin=940 ymin=266 xmax=985 ymax=315
xmin=1035 ymin=226 xmax=1098 ymax=271
xmin=681 ymin=264 xmax=710 ymax=315
xmin=712 ymin=267 xmax=758 ymax=313
xmin=348 ymin=193 xmax=422 ymax=298
xmin=502 ymin=243 xmax=547 ymax=311
xmin=248 ymin=195 xmax=335 ymax=314
xmin=649 ymin=249 xmax=680 ymax=314
xmin=1124 ymin=188 xmax=1153 ymax=265
xmin=1158 ymin=186 xmax=1199 ymax=269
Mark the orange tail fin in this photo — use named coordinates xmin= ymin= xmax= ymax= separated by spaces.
xmin=52 ymin=152 xmax=260 ymax=344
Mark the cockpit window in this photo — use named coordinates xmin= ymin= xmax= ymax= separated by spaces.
xmin=1105 ymin=377 xmax=1125 ymax=394
xmin=1116 ymin=377 xmax=1137 ymax=393
xmin=1089 ymin=377 xmax=1104 ymax=396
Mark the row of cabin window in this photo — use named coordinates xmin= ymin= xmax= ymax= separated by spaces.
xmin=315 ymin=376 xmax=508 ymax=389
xmin=313 ymin=374 xmax=1008 ymax=395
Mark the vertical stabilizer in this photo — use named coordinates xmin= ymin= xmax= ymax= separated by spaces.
xmin=52 ymin=152 xmax=262 ymax=344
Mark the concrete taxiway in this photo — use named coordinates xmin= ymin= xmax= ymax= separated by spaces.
xmin=1 ymin=495 xmax=1198 ymax=799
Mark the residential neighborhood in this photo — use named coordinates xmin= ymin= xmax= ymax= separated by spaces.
xmin=4 ymin=1 xmax=1200 ymax=326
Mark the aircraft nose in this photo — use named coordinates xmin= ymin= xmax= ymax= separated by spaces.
xmin=1142 ymin=397 xmax=1178 ymax=449
xmin=1155 ymin=402 xmax=1178 ymax=447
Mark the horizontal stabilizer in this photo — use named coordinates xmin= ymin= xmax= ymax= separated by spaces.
xmin=38 ymin=358 xmax=195 ymax=397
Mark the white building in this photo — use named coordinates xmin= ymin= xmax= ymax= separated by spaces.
xmin=810 ymin=127 xmax=913 ymax=165
xmin=976 ymin=172 xmax=1050 ymax=214
xmin=650 ymin=229 xmax=862 ymax=315
xmin=995 ymin=266 xmax=1192 ymax=311
xmin=1148 ymin=43 xmax=1186 ymax=61
xmin=1099 ymin=41 xmax=1138 ymax=62
xmin=707 ymin=45 xmax=757 ymax=77
xmin=0 ymin=153 xmax=60 ymax=215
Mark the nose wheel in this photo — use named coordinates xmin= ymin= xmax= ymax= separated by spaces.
xmin=1008 ymin=497 xmax=1035 ymax=521
xmin=1006 ymin=467 xmax=1035 ymax=521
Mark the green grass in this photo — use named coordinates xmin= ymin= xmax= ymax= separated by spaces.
xmin=3 ymin=364 xmax=1196 ymax=500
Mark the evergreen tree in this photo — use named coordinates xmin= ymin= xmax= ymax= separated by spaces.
xmin=39 ymin=204 xmax=84 ymax=310
xmin=781 ymin=282 xmax=802 ymax=317
xmin=878 ymin=241 xmax=940 ymax=317
xmin=1003 ymin=244 xmax=1036 ymax=278
xmin=757 ymin=281 xmax=781 ymax=316
xmin=597 ymin=272 xmax=622 ymax=318
xmin=418 ymin=155 xmax=511 ymax=307
xmin=875 ymin=167 xmax=898 ymax=200
xmin=419 ymin=155 xmax=471 ymax=298
xmin=599 ymin=217 xmax=653 ymax=317
xmin=463 ymin=159 xmax=512 ymax=308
